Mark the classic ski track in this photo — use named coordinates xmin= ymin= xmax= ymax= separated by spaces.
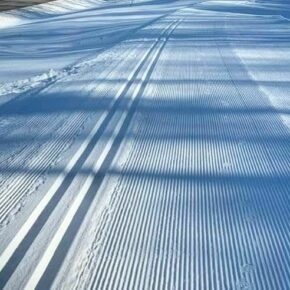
xmin=24 ymin=20 xmax=180 ymax=290
xmin=67 ymin=20 xmax=184 ymax=290
xmin=0 ymin=19 xmax=179 ymax=287
xmin=59 ymin=12 xmax=290 ymax=290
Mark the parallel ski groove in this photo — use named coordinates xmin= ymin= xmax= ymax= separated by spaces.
xmin=22 ymin=20 xmax=180 ymax=290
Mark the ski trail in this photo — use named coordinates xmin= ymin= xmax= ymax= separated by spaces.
xmin=56 ymin=10 xmax=290 ymax=290
xmin=24 ymin=20 xmax=180 ymax=290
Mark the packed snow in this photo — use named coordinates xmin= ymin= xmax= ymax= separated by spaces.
xmin=0 ymin=0 xmax=290 ymax=289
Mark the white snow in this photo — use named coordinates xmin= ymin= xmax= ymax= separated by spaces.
xmin=0 ymin=14 xmax=26 ymax=29
xmin=0 ymin=0 xmax=290 ymax=289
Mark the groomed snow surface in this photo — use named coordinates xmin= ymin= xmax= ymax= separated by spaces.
xmin=0 ymin=0 xmax=290 ymax=289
